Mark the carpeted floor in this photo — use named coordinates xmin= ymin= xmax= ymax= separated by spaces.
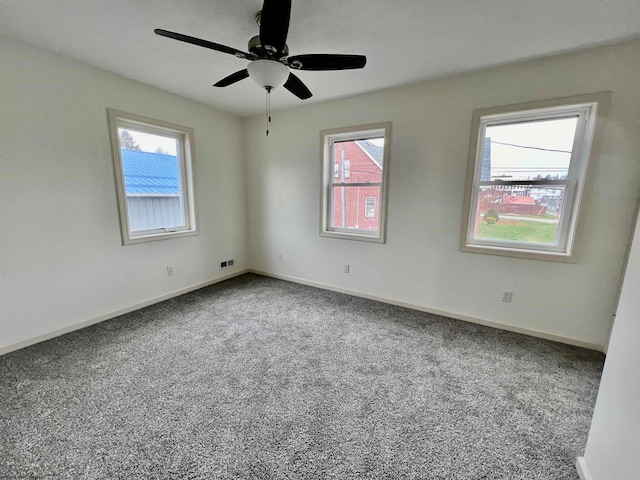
xmin=0 ymin=273 xmax=604 ymax=479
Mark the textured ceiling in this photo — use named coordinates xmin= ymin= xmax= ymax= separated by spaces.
xmin=2 ymin=0 xmax=640 ymax=117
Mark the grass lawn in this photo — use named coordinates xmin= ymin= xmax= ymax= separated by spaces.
xmin=475 ymin=219 xmax=558 ymax=244
xmin=501 ymin=213 xmax=559 ymax=220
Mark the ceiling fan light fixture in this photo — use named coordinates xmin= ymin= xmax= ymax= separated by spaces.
xmin=155 ymin=0 xmax=366 ymax=104
xmin=247 ymin=59 xmax=289 ymax=90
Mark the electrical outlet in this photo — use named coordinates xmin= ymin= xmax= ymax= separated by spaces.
xmin=220 ymin=259 xmax=234 ymax=270
xmin=344 ymin=264 xmax=350 ymax=274
xmin=166 ymin=266 xmax=174 ymax=276
xmin=501 ymin=291 xmax=513 ymax=303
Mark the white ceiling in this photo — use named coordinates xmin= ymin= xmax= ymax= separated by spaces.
xmin=2 ymin=0 xmax=640 ymax=117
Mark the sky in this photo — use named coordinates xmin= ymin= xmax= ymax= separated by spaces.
xmin=123 ymin=128 xmax=382 ymax=155
xmin=486 ymin=117 xmax=577 ymax=179
xmin=123 ymin=121 xmax=575 ymax=179
xmin=125 ymin=129 xmax=178 ymax=156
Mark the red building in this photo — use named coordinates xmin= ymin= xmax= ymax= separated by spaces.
xmin=478 ymin=192 xmax=548 ymax=217
xmin=332 ymin=140 xmax=384 ymax=231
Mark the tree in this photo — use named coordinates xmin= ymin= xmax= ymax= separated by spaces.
xmin=479 ymin=186 xmax=506 ymax=210
xmin=484 ymin=208 xmax=500 ymax=224
xmin=119 ymin=129 xmax=141 ymax=151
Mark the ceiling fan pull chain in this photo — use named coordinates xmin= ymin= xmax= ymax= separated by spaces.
xmin=265 ymin=86 xmax=273 ymax=136
xmin=155 ymin=1 xmax=366 ymax=108
xmin=265 ymin=88 xmax=268 ymax=136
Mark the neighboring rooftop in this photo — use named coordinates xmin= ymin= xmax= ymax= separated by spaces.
xmin=121 ymin=149 xmax=179 ymax=195
xmin=357 ymin=140 xmax=383 ymax=167
xmin=503 ymin=196 xmax=538 ymax=205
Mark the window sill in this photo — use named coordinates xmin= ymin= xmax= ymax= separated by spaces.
xmin=321 ymin=229 xmax=384 ymax=244
xmin=461 ymin=243 xmax=577 ymax=263
xmin=123 ymin=228 xmax=199 ymax=246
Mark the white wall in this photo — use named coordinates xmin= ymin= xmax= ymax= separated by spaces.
xmin=2 ymin=34 xmax=639 ymax=355
xmin=0 ymin=36 xmax=248 ymax=352
xmin=245 ymin=39 xmax=640 ymax=350
xmin=578 ymin=206 xmax=640 ymax=479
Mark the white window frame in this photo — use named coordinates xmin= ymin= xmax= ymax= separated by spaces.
xmin=320 ymin=122 xmax=391 ymax=243
xmin=460 ymin=92 xmax=610 ymax=262
xmin=107 ymin=109 xmax=198 ymax=246
xmin=364 ymin=196 xmax=376 ymax=218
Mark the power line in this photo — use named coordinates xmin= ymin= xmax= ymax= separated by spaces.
xmin=490 ymin=167 xmax=568 ymax=171
xmin=490 ymin=140 xmax=572 ymax=154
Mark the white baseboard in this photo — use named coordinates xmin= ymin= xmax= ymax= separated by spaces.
xmin=250 ymin=269 xmax=606 ymax=352
xmin=576 ymin=457 xmax=593 ymax=480
xmin=2 ymin=268 xmax=605 ymax=356
xmin=0 ymin=269 xmax=248 ymax=356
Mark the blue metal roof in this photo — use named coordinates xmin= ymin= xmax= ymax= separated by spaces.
xmin=121 ymin=149 xmax=180 ymax=195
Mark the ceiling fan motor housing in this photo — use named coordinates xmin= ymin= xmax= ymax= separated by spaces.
xmin=154 ymin=0 xmax=365 ymax=100
xmin=248 ymin=35 xmax=289 ymax=59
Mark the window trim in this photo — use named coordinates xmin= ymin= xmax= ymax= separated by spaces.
xmin=365 ymin=196 xmax=376 ymax=218
xmin=320 ymin=122 xmax=391 ymax=243
xmin=460 ymin=92 xmax=611 ymax=262
xmin=107 ymin=109 xmax=199 ymax=246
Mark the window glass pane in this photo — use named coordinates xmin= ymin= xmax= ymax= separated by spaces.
xmin=471 ymin=185 xmax=567 ymax=246
xmin=333 ymin=139 xmax=384 ymax=185
xmin=331 ymin=185 xmax=381 ymax=231
xmin=321 ymin=122 xmax=390 ymax=243
xmin=117 ymin=128 xmax=184 ymax=232
xmin=483 ymin=117 xmax=577 ymax=181
xmin=461 ymin=95 xmax=607 ymax=259
xmin=109 ymin=109 xmax=198 ymax=245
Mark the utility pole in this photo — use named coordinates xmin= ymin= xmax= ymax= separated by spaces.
xmin=341 ymin=146 xmax=346 ymax=228
xmin=355 ymin=177 xmax=360 ymax=229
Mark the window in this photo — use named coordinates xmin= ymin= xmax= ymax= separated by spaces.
xmin=461 ymin=93 xmax=609 ymax=261
xmin=365 ymin=197 xmax=376 ymax=218
xmin=320 ymin=122 xmax=391 ymax=243
xmin=107 ymin=109 xmax=198 ymax=245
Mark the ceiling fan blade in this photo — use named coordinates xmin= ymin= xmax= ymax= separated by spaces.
xmin=214 ymin=69 xmax=250 ymax=87
xmin=283 ymin=73 xmax=312 ymax=100
xmin=154 ymin=29 xmax=255 ymax=61
xmin=288 ymin=54 xmax=367 ymax=71
xmin=259 ymin=0 xmax=291 ymax=56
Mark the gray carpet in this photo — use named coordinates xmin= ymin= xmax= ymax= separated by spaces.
xmin=0 ymin=273 xmax=604 ymax=479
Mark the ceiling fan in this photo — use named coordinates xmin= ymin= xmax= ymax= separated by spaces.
xmin=154 ymin=0 xmax=367 ymax=101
